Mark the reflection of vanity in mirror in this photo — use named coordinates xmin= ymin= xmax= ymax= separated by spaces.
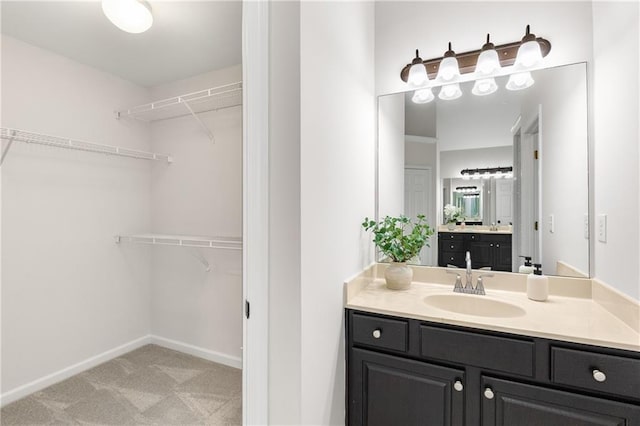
xmin=378 ymin=62 xmax=588 ymax=277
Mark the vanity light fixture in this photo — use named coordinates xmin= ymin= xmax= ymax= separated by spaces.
xmin=407 ymin=50 xmax=429 ymax=87
xmin=401 ymin=27 xmax=550 ymax=102
xmin=412 ymin=88 xmax=435 ymax=104
xmin=102 ymin=0 xmax=153 ymax=34
xmin=436 ymin=43 xmax=461 ymax=83
xmin=461 ymin=167 xmax=513 ymax=179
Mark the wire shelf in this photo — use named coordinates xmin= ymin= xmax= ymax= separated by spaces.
xmin=118 ymin=82 xmax=243 ymax=122
xmin=0 ymin=128 xmax=173 ymax=164
xmin=115 ymin=234 xmax=242 ymax=250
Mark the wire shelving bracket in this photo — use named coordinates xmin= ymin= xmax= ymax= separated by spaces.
xmin=115 ymin=82 xmax=243 ymax=143
xmin=0 ymin=128 xmax=173 ymax=165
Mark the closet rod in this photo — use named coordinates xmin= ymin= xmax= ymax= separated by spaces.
xmin=0 ymin=128 xmax=173 ymax=164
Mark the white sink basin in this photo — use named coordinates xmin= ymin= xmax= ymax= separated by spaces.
xmin=424 ymin=293 xmax=526 ymax=318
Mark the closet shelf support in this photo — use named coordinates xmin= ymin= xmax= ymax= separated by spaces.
xmin=0 ymin=130 xmax=16 ymax=166
xmin=182 ymin=100 xmax=215 ymax=142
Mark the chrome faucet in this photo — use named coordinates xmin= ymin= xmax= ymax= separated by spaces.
xmin=445 ymin=251 xmax=492 ymax=295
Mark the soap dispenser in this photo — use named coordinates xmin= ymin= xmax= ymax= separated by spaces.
xmin=527 ymin=263 xmax=548 ymax=301
xmin=518 ymin=256 xmax=534 ymax=274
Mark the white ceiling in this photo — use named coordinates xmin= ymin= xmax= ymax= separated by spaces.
xmin=1 ymin=1 xmax=242 ymax=87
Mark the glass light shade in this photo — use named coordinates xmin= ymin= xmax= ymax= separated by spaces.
xmin=408 ymin=63 xmax=429 ymax=87
xmin=436 ymin=57 xmax=460 ymax=82
xmin=412 ymin=88 xmax=435 ymax=104
xmin=515 ymin=40 xmax=542 ymax=69
xmin=506 ymin=72 xmax=535 ymax=91
xmin=475 ymin=49 xmax=501 ymax=76
xmin=102 ymin=0 xmax=153 ymax=34
xmin=438 ymin=83 xmax=462 ymax=101
xmin=472 ymin=78 xmax=498 ymax=96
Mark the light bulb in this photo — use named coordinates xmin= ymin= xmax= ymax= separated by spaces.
xmin=514 ymin=25 xmax=543 ymax=69
xmin=506 ymin=72 xmax=535 ymax=91
xmin=412 ymin=88 xmax=435 ymax=104
xmin=436 ymin=42 xmax=460 ymax=82
xmin=102 ymin=0 xmax=153 ymax=34
xmin=475 ymin=34 xmax=501 ymax=76
xmin=472 ymin=78 xmax=498 ymax=96
xmin=438 ymin=83 xmax=462 ymax=101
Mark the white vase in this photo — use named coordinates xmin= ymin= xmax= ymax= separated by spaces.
xmin=384 ymin=262 xmax=413 ymax=290
xmin=447 ymin=222 xmax=456 ymax=231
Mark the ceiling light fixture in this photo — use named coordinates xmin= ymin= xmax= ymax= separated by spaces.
xmin=401 ymin=27 xmax=550 ymax=103
xmin=102 ymin=0 xmax=153 ymax=34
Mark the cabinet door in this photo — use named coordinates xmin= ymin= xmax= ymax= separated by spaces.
xmin=468 ymin=241 xmax=493 ymax=269
xmin=494 ymin=241 xmax=512 ymax=272
xmin=481 ymin=376 xmax=640 ymax=426
xmin=349 ymin=348 xmax=464 ymax=426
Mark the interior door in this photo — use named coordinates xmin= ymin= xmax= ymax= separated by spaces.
xmin=495 ymin=179 xmax=514 ymax=226
xmin=404 ymin=167 xmax=433 ymax=265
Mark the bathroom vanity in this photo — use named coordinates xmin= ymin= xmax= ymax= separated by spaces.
xmin=344 ymin=266 xmax=640 ymax=426
xmin=438 ymin=231 xmax=512 ymax=272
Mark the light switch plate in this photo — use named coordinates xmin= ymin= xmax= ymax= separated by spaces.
xmin=548 ymin=214 xmax=554 ymax=233
xmin=584 ymin=214 xmax=589 ymax=239
xmin=598 ymin=214 xmax=607 ymax=243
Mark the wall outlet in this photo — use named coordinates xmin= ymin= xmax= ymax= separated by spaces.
xmin=598 ymin=214 xmax=607 ymax=243
xmin=548 ymin=214 xmax=554 ymax=233
xmin=584 ymin=214 xmax=589 ymax=239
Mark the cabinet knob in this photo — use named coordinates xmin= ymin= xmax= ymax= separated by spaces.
xmin=453 ymin=380 xmax=463 ymax=392
xmin=592 ymin=369 xmax=606 ymax=382
xmin=372 ymin=329 xmax=381 ymax=339
xmin=490 ymin=243 xmax=494 ymax=247
xmin=496 ymin=244 xmax=500 ymax=248
xmin=450 ymin=245 xmax=454 ymax=249
xmin=484 ymin=387 xmax=494 ymax=399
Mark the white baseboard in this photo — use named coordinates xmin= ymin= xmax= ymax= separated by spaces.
xmin=0 ymin=335 xmax=152 ymax=407
xmin=149 ymin=335 xmax=242 ymax=370
xmin=1 ymin=335 xmax=242 ymax=407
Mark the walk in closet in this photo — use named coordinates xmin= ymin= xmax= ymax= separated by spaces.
xmin=1 ymin=2 xmax=243 ymax=424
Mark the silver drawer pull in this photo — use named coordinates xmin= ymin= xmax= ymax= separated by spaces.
xmin=484 ymin=387 xmax=494 ymax=399
xmin=592 ymin=369 xmax=606 ymax=382
xmin=453 ymin=380 xmax=463 ymax=392
xmin=372 ymin=329 xmax=381 ymax=339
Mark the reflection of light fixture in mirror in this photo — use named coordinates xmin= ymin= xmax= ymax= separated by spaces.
xmin=436 ymin=43 xmax=461 ymax=82
xmin=461 ymin=167 xmax=513 ymax=179
xmin=439 ymin=83 xmax=462 ymax=100
xmin=472 ymin=78 xmax=498 ymax=96
xmin=515 ymin=25 xmax=543 ymax=69
xmin=506 ymin=72 xmax=535 ymax=91
xmin=475 ymin=34 xmax=501 ymax=76
xmin=412 ymin=88 xmax=435 ymax=104
xmin=102 ymin=0 xmax=153 ymax=34
xmin=407 ymin=50 xmax=429 ymax=87
xmin=456 ymin=186 xmax=479 ymax=193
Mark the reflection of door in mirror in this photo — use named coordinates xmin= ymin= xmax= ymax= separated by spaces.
xmin=405 ymin=167 xmax=433 ymax=265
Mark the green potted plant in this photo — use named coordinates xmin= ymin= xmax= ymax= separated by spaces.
xmin=362 ymin=214 xmax=434 ymax=290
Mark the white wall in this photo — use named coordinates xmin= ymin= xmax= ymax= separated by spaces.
xmin=1 ymin=36 xmax=151 ymax=394
xmin=148 ymin=66 xmax=243 ymax=363
xmin=268 ymin=1 xmax=302 ymax=424
xmin=375 ymin=1 xmax=594 ymax=96
xmin=300 ymin=2 xmax=375 ymax=424
xmin=405 ymin=95 xmax=436 ymax=138
xmin=592 ymin=1 xmax=640 ymax=299
xmin=378 ymin=93 xmax=405 ymax=218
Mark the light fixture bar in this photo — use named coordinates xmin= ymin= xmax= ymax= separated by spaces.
xmin=401 ymin=38 xmax=551 ymax=82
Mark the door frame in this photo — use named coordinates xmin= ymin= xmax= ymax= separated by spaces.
xmin=404 ymin=165 xmax=435 ymax=266
xmin=242 ymin=1 xmax=269 ymax=424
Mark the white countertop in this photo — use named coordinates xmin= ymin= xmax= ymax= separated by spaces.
xmin=438 ymin=225 xmax=512 ymax=235
xmin=345 ymin=268 xmax=640 ymax=353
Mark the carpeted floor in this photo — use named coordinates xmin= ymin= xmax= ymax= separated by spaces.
xmin=1 ymin=344 xmax=242 ymax=425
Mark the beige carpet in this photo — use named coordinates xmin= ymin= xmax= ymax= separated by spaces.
xmin=1 ymin=345 xmax=242 ymax=425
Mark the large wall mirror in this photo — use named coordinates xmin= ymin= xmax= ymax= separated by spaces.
xmin=378 ymin=62 xmax=589 ymax=278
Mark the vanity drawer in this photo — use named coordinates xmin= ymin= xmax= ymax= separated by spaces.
xmin=420 ymin=325 xmax=534 ymax=377
xmin=440 ymin=251 xmax=466 ymax=267
xmin=551 ymin=347 xmax=640 ymax=400
xmin=440 ymin=232 xmax=464 ymax=242
xmin=352 ymin=313 xmax=408 ymax=353
xmin=443 ymin=240 xmax=464 ymax=252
